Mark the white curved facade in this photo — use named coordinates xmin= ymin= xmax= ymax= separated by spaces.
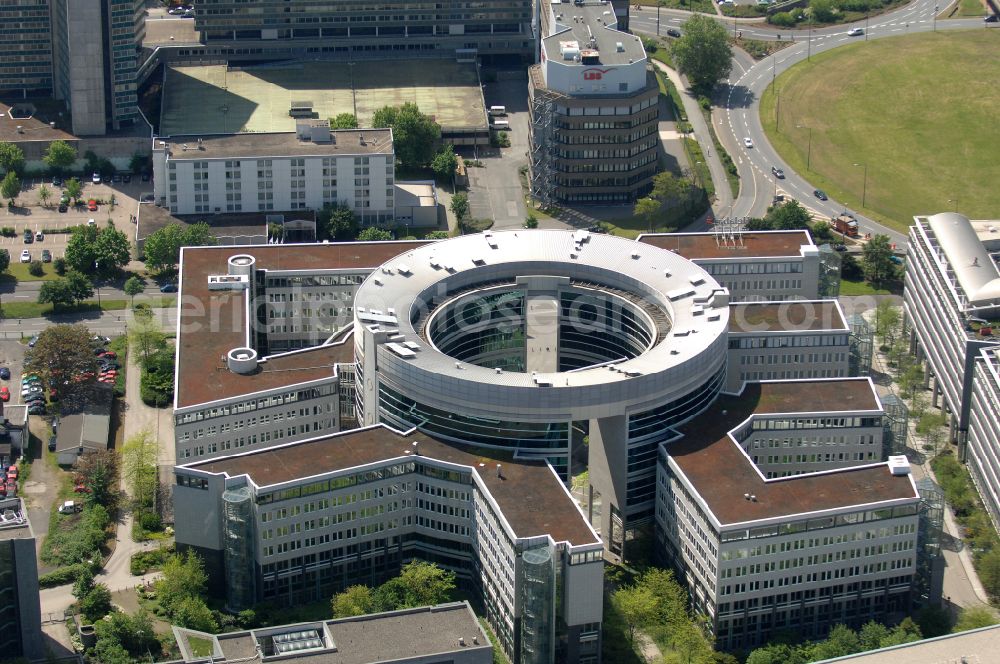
xmin=354 ymin=230 xmax=731 ymax=535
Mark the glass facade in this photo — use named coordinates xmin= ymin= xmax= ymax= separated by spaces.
xmin=223 ymin=486 xmax=257 ymax=612
xmin=519 ymin=544 xmax=555 ymax=664
xmin=0 ymin=543 xmax=21 ymax=657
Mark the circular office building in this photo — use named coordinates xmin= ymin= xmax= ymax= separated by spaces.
xmin=354 ymin=230 xmax=730 ymax=527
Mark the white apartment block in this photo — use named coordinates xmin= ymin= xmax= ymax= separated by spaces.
xmin=904 ymin=213 xmax=1000 ymax=450
xmin=969 ymin=348 xmax=1000 ymax=531
xmin=152 ymin=122 xmax=395 ymax=221
xmin=173 ymin=425 xmax=604 ymax=664
xmin=640 ymin=231 xmax=822 ymax=302
xmin=726 ymin=300 xmax=851 ymax=392
xmin=656 ymin=379 xmax=920 ymax=652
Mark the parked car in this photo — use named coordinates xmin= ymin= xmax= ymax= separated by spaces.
xmin=35 ymin=231 xmax=43 ymax=242
xmin=23 ymin=230 xmax=32 ymax=244
xmin=0 ymin=368 xmax=9 ymax=380
xmin=123 ymin=174 xmax=132 ymax=183
xmin=19 ymin=250 xmax=30 ymax=263
xmin=52 ymin=176 xmax=63 ymax=187
xmin=666 ymin=28 xmax=681 ymax=38
xmin=48 ymin=436 xmax=56 ymax=452
xmin=91 ymin=172 xmax=101 ymax=184
xmin=57 ymin=500 xmax=80 ymax=514
xmin=141 ymin=173 xmax=150 ymax=182
xmin=87 ymin=199 xmax=98 ymax=212
xmin=160 ymin=283 xmax=178 ymax=293
xmin=100 ymin=351 xmax=117 ymax=359
xmin=58 ymin=203 xmax=68 ymax=213
xmin=112 ymin=173 xmax=122 ymax=184
xmin=0 ymin=388 xmax=9 ymax=402
xmin=41 ymin=250 xmax=51 ymax=263
xmin=27 ymin=405 xmax=45 ymax=415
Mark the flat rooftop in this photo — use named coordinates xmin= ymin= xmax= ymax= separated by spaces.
xmin=0 ymin=498 xmax=32 ymax=542
xmin=541 ymin=0 xmax=645 ymax=67
xmin=667 ymin=379 xmax=917 ymax=526
xmin=188 ymin=424 xmax=599 ymax=546
xmin=729 ymin=300 xmax=846 ymax=333
xmin=813 ymin=624 xmax=1000 ymax=663
xmin=176 ymin=242 xmax=427 ymax=409
xmin=199 ymin=603 xmax=489 ymax=664
xmin=638 ymin=230 xmax=814 ymax=260
xmin=160 ymin=60 xmax=486 ymax=136
xmin=0 ymin=101 xmax=75 ymax=142
xmin=136 ymin=205 xmax=290 ymax=243
xmin=161 ymin=129 xmax=392 ymax=159
xmin=143 ymin=16 xmax=201 ymax=47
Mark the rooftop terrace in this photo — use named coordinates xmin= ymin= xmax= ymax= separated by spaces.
xmin=639 ymin=230 xmax=814 ymax=260
xmin=667 ymin=379 xmax=916 ymax=526
xmin=188 ymin=424 xmax=599 ymax=547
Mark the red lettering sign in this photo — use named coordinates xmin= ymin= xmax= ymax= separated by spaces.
xmin=583 ymin=68 xmax=611 ymax=80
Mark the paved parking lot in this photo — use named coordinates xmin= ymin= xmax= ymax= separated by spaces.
xmin=0 ymin=339 xmax=28 ymax=407
xmin=5 ymin=177 xmax=148 ymax=262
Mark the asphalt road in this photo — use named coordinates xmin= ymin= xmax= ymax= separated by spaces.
xmin=632 ymin=0 xmax=991 ymax=248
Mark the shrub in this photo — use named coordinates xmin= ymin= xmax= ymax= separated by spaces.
xmin=697 ymin=96 xmax=711 ymax=111
xmin=53 ymin=257 xmax=67 ymax=275
xmin=768 ymin=11 xmax=798 ymax=26
xmin=28 ymin=260 xmax=44 ymax=277
xmin=0 ymin=227 xmax=14 ymax=238
xmin=139 ymin=511 xmax=162 ymax=532
xmin=39 ymin=563 xmax=90 ymax=588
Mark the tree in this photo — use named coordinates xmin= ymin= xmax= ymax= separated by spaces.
xmin=43 ymin=139 xmax=78 ymax=173
xmin=155 ymin=550 xmax=208 ymax=615
xmin=173 ymin=596 xmax=219 ymax=632
xmin=128 ymin=153 xmax=149 ymax=174
xmin=809 ymin=623 xmax=861 ymax=660
xmin=765 ymin=199 xmax=811 ymax=230
xmin=523 ymin=213 xmax=539 ymax=229
xmin=862 ymin=234 xmax=897 ymax=285
xmin=671 ymin=15 xmax=733 ymax=92
xmin=124 ymin=276 xmax=144 ymax=307
xmin=74 ymin=449 xmax=118 ymax=507
xmin=746 ymin=643 xmax=808 ymax=664
xmin=330 ymin=113 xmax=359 ymax=129
xmin=0 ymin=249 xmax=9 ymax=274
xmin=811 ymin=220 xmax=835 ymax=243
xmin=809 ymin=0 xmax=836 ymax=22
xmin=93 ymin=611 xmax=160 ymax=660
xmin=358 ymin=227 xmax=392 ymax=241
xmin=141 ymin=222 xmax=217 ymax=271
xmin=65 ymin=177 xmax=83 ymax=204
xmin=120 ymin=429 xmax=158 ymax=517
xmin=24 ymin=325 xmax=96 ymax=389
xmin=634 ymin=197 xmax=660 ymax=234
xmin=1 ymin=171 xmax=21 ymax=206
xmin=38 ymin=183 xmax=52 ymax=208
xmin=28 ymin=260 xmax=43 ymax=277
xmin=610 ymin=583 xmax=657 ymax=646
xmin=954 ymin=606 xmax=998 ymax=633
xmin=37 ymin=272 xmax=93 ymax=312
xmin=426 ymin=230 xmax=450 ymax=239
xmin=450 ymin=192 xmax=469 ymax=224
xmin=431 ymin=145 xmax=458 ymax=181
xmin=899 ymin=362 xmax=925 ymax=400
xmin=129 ymin=314 xmax=166 ymax=364
xmin=651 ymin=171 xmax=689 ymax=209
xmin=332 ymin=585 xmax=376 ymax=618
xmin=0 ymin=141 xmax=25 ymax=175
xmin=78 ymin=583 xmax=113 ymax=623
xmin=874 ymin=301 xmax=901 ymax=348
xmin=139 ymin=347 xmax=174 ymax=406
xmin=318 ymin=203 xmax=358 ymax=241
xmin=371 ymin=102 xmax=441 ymax=168
xmin=66 ymin=225 xmax=131 ymax=276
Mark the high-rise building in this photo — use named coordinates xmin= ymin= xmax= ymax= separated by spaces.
xmin=0 ymin=498 xmax=42 ymax=660
xmin=0 ymin=0 xmax=53 ymax=97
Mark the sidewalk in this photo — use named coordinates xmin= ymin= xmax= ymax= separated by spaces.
xmin=651 ymin=61 xmax=735 ymax=225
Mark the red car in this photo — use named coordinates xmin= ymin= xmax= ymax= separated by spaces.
xmin=0 ymin=387 xmax=8 ymax=402
xmin=87 ymin=199 xmax=98 ymax=211
xmin=99 ymin=351 xmax=117 ymax=359
xmin=6 ymin=466 xmax=17 ymax=479
xmin=74 ymin=484 xmax=91 ymax=494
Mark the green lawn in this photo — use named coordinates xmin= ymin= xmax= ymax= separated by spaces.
xmin=839 ymin=278 xmax=895 ymax=296
xmin=0 ymin=296 xmax=176 ymax=320
xmin=1 ymin=262 xmax=61 ymax=282
xmin=760 ymin=32 xmax=1000 ymax=233
xmin=951 ymin=0 xmax=986 ymax=16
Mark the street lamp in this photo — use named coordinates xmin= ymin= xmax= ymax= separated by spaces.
xmin=934 ymin=5 xmax=938 ymax=32
xmin=865 ymin=12 xmax=870 ymax=41
xmin=807 ymin=19 xmax=814 ymax=60
xmin=796 ymin=124 xmax=812 ymax=170
xmin=948 ymin=198 xmax=959 ymax=213
xmin=657 ymin=0 xmax=664 ymax=37
xmin=853 ymin=163 xmax=868 ymax=208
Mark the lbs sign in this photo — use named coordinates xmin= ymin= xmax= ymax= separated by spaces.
xmin=582 ymin=68 xmax=611 ymax=81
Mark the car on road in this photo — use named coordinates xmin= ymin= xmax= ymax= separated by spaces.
xmin=91 ymin=172 xmax=101 ymax=184
xmin=0 ymin=388 xmax=8 ymax=402
xmin=986 ymin=14 xmax=999 ymax=22
xmin=667 ymin=28 xmax=681 ymax=38
xmin=19 ymin=250 xmax=30 ymax=263
xmin=743 ymin=137 xmax=754 ymax=148
xmin=41 ymin=249 xmax=52 ymax=263
xmin=847 ymin=27 xmax=864 ymax=36
xmin=814 ymin=189 xmax=828 ymax=200
xmin=87 ymin=199 xmax=98 ymax=212
xmin=160 ymin=283 xmax=178 ymax=293
xmin=22 ymin=230 xmax=32 ymax=244
xmin=0 ymin=368 xmax=8 ymax=380
xmin=771 ymin=166 xmax=785 ymax=179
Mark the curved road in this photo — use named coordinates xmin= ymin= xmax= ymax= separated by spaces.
xmin=632 ymin=0 xmax=991 ymax=246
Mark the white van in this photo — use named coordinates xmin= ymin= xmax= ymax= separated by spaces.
xmin=58 ymin=500 xmax=80 ymax=514
xmin=491 ymin=119 xmax=510 ymax=131
xmin=488 ymin=105 xmax=507 ymax=116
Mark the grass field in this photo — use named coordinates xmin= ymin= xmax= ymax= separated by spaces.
xmin=760 ymin=32 xmax=1000 ymax=233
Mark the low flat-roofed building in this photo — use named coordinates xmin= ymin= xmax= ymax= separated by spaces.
xmin=0 ymin=498 xmax=42 ymax=660
xmin=639 ymin=231 xmax=822 ymax=301
xmin=393 ymin=181 xmax=440 ymax=228
xmin=170 ymin=602 xmax=492 ymax=664
xmin=726 ymin=300 xmax=850 ymax=391
xmin=811 ymin=623 xmax=1000 ymax=663
xmin=152 ymin=125 xmax=395 ymax=220
xmin=174 ymin=424 xmax=603 ymax=664
xmin=657 ymin=378 xmax=920 ymax=651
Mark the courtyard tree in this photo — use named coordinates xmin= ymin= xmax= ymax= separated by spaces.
xmin=0 ymin=141 xmax=24 ymax=175
xmin=371 ymin=102 xmax=441 ymax=169
xmin=37 ymin=272 xmax=94 ymax=310
xmin=357 ymin=227 xmax=392 ymax=241
xmin=65 ymin=224 xmax=132 ymax=276
xmin=634 ymin=197 xmax=660 ymax=233
xmin=142 ymin=222 xmax=217 ymax=271
xmin=861 ymin=234 xmax=897 ymax=285
xmin=0 ymin=249 xmax=9 ymax=274
xmin=43 ymin=139 xmax=78 ymax=173
xmin=1 ymin=171 xmax=21 ymax=207
xmin=329 ymin=113 xmax=359 ymax=129
xmin=38 ymin=183 xmax=52 ymax=208
xmin=672 ymin=15 xmax=733 ymax=93
xmin=318 ymin=203 xmax=358 ymax=240
xmin=23 ymin=324 xmax=97 ymax=390
xmin=449 ymin=192 xmax=469 ymax=224
xmin=124 ymin=275 xmax=144 ymax=307
xmin=65 ymin=177 xmax=82 ymax=203
xmin=431 ymin=145 xmax=459 ymax=181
